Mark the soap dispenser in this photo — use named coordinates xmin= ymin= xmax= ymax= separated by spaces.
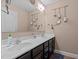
xmin=8 ymin=33 xmax=13 ymax=47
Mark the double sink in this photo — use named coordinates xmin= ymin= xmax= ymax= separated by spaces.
xmin=1 ymin=33 xmax=54 ymax=59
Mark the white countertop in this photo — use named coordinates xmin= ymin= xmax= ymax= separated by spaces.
xmin=1 ymin=33 xmax=55 ymax=59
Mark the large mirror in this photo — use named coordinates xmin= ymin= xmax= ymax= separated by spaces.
xmin=1 ymin=0 xmax=58 ymax=39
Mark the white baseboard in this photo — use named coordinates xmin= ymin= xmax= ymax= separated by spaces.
xmin=55 ymin=50 xmax=78 ymax=59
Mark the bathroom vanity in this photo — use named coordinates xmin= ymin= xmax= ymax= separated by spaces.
xmin=2 ymin=33 xmax=55 ymax=59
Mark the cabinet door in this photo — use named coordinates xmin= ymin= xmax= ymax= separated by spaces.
xmin=17 ymin=52 xmax=31 ymax=59
xmin=32 ymin=44 xmax=43 ymax=59
xmin=33 ymin=45 xmax=43 ymax=57
xmin=44 ymin=41 xmax=49 ymax=59
xmin=49 ymin=37 xmax=55 ymax=54
xmin=34 ymin=52 xmax=43 ymax=59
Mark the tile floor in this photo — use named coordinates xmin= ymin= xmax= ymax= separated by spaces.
xmin=64 ymin=56 xmax=75 ymax=59
xmin=50 ymin=53 xmax=76 ymax=59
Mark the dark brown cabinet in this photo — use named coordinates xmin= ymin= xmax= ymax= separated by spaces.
xmin=16 ymin=37 xmax=55 ymax=59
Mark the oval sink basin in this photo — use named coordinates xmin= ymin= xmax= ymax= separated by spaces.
xmin=2 ymin=41 xmax=33 ymax=52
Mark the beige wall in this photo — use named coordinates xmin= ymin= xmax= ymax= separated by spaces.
xmin=47 ymin=0 xmax=78 ymax=54
xmin=30 ymin=0 xmax=78 ymax=54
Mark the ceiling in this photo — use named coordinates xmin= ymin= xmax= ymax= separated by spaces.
xmin=11 ymin=0 xmax=59 ymax=12
xmin=41 ymin=0 xmax=59 ymax=6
